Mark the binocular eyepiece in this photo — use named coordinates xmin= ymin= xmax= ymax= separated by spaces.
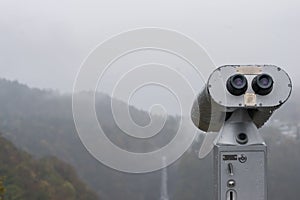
xmin=227 ymin=73 xmax=274 ymax=96
xmin=252 ymin=74 xmax=273 ymax=95
xmin=191 ymin=65 xmax=292 ymax=132
xmin=226 ymin=74 xmax=248 ymax=96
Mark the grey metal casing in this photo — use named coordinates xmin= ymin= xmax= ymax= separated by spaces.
xmin=214 ymin=145 xmax=267 ymax=200
xmin=208 ymin=65 xmax=292 ymax=108
xmin=191 ymin=65 xmax=292 ymax=132
xmin=190 ymin=65 xmax=292 ymax=200
xmin=213 ymin=110 xmax=267 ymax=200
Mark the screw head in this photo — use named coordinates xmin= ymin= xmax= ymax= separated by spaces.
xmin=227 ymin=180 xmax=236 ymax=188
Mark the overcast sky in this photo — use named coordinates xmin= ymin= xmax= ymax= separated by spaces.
xmin=0 ymin=0 xmax=299 ymax=94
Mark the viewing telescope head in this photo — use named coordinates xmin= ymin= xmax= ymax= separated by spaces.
xmin=191 ymin=65 xmax=292 ymax=132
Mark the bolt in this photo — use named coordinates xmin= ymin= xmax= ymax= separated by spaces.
xmin=227 ymin=180 xmax=236 ymax=188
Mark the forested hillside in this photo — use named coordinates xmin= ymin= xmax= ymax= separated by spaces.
xmin=0 ymin=78 xmax=299 ymax=199
xmin=0 ymin=79 xmax=180 ymax=199
xmin=0 ymin=135 xmax=98 ymax=200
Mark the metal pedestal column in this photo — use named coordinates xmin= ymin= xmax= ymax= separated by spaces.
xmin=213 ymin=110 xmax=267 ymax=200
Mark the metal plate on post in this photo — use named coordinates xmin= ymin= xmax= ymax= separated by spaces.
xmin=236 ymin=66 xmax=262 ymax=75
xmin=214 ymin=145 xmax=267 ymax=200
xmin=244 ymin=93 xmax=257 ymax=107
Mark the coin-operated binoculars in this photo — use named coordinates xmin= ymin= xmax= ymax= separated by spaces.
xmin=191 ymin=65 xmax=292 ymax=200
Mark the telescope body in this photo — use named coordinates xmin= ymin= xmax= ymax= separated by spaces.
xmin=191 ymin=65 xmax=292 ymax=132
xmin=191 ymin=65 xmax=292 ymax=200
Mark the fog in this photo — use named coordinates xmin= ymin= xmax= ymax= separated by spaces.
xmin=0 ymin=0 xmax=299 ymax=93
xmin=0 ymin=2 xmax=300 ymax=199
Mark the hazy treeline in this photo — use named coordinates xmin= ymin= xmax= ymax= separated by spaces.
xmin=0 ymin=78 xmax=299 ymax=199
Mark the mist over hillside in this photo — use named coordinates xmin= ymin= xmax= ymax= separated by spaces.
xmin=0 ymin=78 xmax=299 ymax=199
xmin=0 ymin=133 xmax=98 ymax=200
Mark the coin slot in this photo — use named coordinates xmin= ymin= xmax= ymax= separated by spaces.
xmin=226 ymin=190 xmax=237 ymax=200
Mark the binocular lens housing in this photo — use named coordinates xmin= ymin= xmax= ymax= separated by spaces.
xmin=192 ymin=65 xmax=292 ymax=132
xmin=252 ymin=74 xmax=273 ymax=95
xmin=226 ymin=74 xmax=248 ymax=96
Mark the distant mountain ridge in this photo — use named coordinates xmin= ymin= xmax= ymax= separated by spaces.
xmin=0 ymin=78 xmax=180 ymax=200
xmin=0 ymin=78 xmax=299 ymax=200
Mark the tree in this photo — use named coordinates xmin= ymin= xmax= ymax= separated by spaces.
xmin=0 ymin=177 xmax=6 ymax=200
